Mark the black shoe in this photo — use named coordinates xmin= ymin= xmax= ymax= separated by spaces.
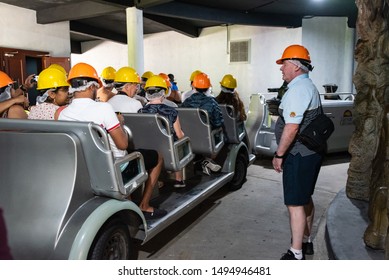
xmin=302 ymin=242 xmax=314 ymax=255
xmin=142 ymin=208 xmax=167 ymax=220
xmin=280 ymin=249 xmax=305 ymax=260
xmin=173 ymin=180 xmax=186 ymax=188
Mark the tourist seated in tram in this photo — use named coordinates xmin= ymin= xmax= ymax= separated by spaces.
xmin=180 ymin=72 xmax=224 ymax=175
xmin=138 ymin=75 xmax=186 ymax=188
xmin=29 ymin=67 xmax=70 ymax=120
xmin=216 ymin=74 xmax=247 ymax=122
xmin=56 ymin=62 xmax=166 ymax=220
xmin=0 ymin=71 xmax=30 ymax=119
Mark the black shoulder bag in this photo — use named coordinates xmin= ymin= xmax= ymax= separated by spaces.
xmin=297 ymin=94 xmax=335 ymax=153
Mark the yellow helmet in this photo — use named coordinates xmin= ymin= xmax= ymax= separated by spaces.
xmin=48 ymin=63 xmax=67 ymax=74
xmin=101 ymin=66 xmax=116 ymax=80
xmin=114 ymin=67 xmax=140 ymax=83
xmin=141 ymin=71 xmax=154 ymax=81
xmin=37 ymin=68 xmax=70 ymax=90
xmin=220 ymin=74 xmax=237 ymax=89
xmin=190 ymin=70 xmax=202 ymax=82
xmin=145 ymin=75 xmax=167 ymax=90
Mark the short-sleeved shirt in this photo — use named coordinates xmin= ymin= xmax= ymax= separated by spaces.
xmin=28 ymin=102 xmax=59 ymax=120
xmin=108 ymin=92 xmax=143 ymax=113
xmin=275 ymin=74 xmax=321 ymax=156
xmin=58 ymin=98 xmax=126 ymax=158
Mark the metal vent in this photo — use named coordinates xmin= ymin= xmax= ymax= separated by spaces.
xmin=230 ymin=40 xmax=250 ymax=63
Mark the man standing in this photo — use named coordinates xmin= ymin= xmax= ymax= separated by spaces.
xmin=273 ymin=45 xmax=322 ymax=260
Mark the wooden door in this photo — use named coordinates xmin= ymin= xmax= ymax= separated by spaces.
xmin=2 ymin=51 xmax=24 ymax=86
xmin=42 ymin=57 xmax=71 ymax=73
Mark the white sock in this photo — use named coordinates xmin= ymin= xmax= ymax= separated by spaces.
xmin=290 ymin=247 xmax=303 ymax=260
xmin=303 ymin=235 xmax=310 ymax=243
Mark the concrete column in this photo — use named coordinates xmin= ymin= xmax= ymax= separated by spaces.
xmin=126 ymin=7 xmax=144 ymax=74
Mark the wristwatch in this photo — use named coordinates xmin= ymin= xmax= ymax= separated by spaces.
xmin=274 ymin=152 xmax=285 ymax=159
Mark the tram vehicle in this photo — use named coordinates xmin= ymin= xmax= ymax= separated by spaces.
xmin=245 ymin=89 xmax=355 ymax=157
xmin=0 ymin=105 xmax=254 ymax=259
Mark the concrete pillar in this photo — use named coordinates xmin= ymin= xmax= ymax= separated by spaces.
xmin=126 ymin=7 xmax=144 ymax=74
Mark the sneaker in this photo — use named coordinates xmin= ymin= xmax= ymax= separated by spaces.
xmin=173 ymin=180 xmax=186 ymax=188
xmin=302 ymin=242 xmax=314 ymax=255
xmin=202 ymin=161 xmax=211 ymax=175
xmin=202 ymin=159 xmax=221 ymax=172
xmin=280 ymin=249 xmax=305 ymax=260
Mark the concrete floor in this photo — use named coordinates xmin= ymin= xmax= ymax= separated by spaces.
xmin=137 ymin=153 xmax=350 ymax=260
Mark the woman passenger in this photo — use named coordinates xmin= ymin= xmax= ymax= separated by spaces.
xmin=216 ymin=74 xmax=247 ymax=122
xmin=28 ymin=67 xmax=70 ymax=120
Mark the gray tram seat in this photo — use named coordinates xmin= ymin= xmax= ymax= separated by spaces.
xmin=219 ymin=104 xmax=246 ymax=144
xmin=175 ymin=108 xmax=224 ymax=157
xmin=0 ymin=119 xmax=147 ymax=201
xmin=122 ymin=113 xmax=194 ymax=172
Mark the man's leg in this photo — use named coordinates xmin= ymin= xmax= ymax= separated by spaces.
xmin=139 ymin=152 xmax=163 ymax=212
xmin=303 ymin=197 xmax=315 ymax=254
xmin=289 ymin=205 xmax=306 ymax=250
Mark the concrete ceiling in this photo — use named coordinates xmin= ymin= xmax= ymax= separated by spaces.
xmin=1 ymin=0 xmax=358 ymax=53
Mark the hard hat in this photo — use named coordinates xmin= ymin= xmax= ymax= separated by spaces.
xmin=190 ymin=70 xmax=202 ymax=82
xmin=141 ymin=71 xmax=154 ymax=80
xmin=101 ymin=66 xmax=116 ymax=80
xmin=192 ymin=73 xmax=211 ymax=89
xmin=0 ymin=71 xmax=14 ymax=88
xmin=220 ymin=74 xmax=237 ymax=89
xmin=158 ymin=73 xmax=171 ymax=87
xmin=37 ymin=68 xmax=70 ymax=90
xmin=276 ymin=44 xmax=311 ymax=64
xmin=115 ymin=67 xmax=140 ymax=83
xmin=145 ymin=75 xmax=167 ymax=90
xmin=67 ymin=62 xmax=102 ymax=86
xmin=48 ymin=64 xmax=67 ymax=74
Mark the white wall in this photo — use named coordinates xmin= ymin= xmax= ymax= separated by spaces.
xmin=70 ymin=17 xmax=355 ymax=109
xmin=303 ymin=17 xmax=356 ymax=93
xmin=71 ymin=40 xmax=129 ymax=75
xmin=143 ymin=25 xmax=302 ymax=109
xmin=0 ymin=3 xmax=70 ymax=57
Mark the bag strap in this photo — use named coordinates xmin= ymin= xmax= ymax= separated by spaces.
xmin=317 ymin=91 xmax=324 ymax=114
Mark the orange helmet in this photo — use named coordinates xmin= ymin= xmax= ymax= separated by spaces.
xmin=0 ymin=71 xmax=14 ymax=88
xmin=192 ymin=73 xmax=211 ymax=89
xmin=276 ymin=45 xmax=311 ymax=64
xmin=67 ymin=62 xmax=102 ymax=87
xmin=190 ymin=70 xmax=202 ymax=82
xmin=158 ymin=73 xmax=172 ymax=88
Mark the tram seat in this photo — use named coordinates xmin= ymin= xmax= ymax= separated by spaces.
xmin=122 ymin=113 xmax=194 ymax=172
xmin=219 ymin=104 xmax=246 ymax=144
xmin=175 ymin=108 xmax=224 ymax=158
xmin=0 ymin=119 xmax=147 ymax=201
